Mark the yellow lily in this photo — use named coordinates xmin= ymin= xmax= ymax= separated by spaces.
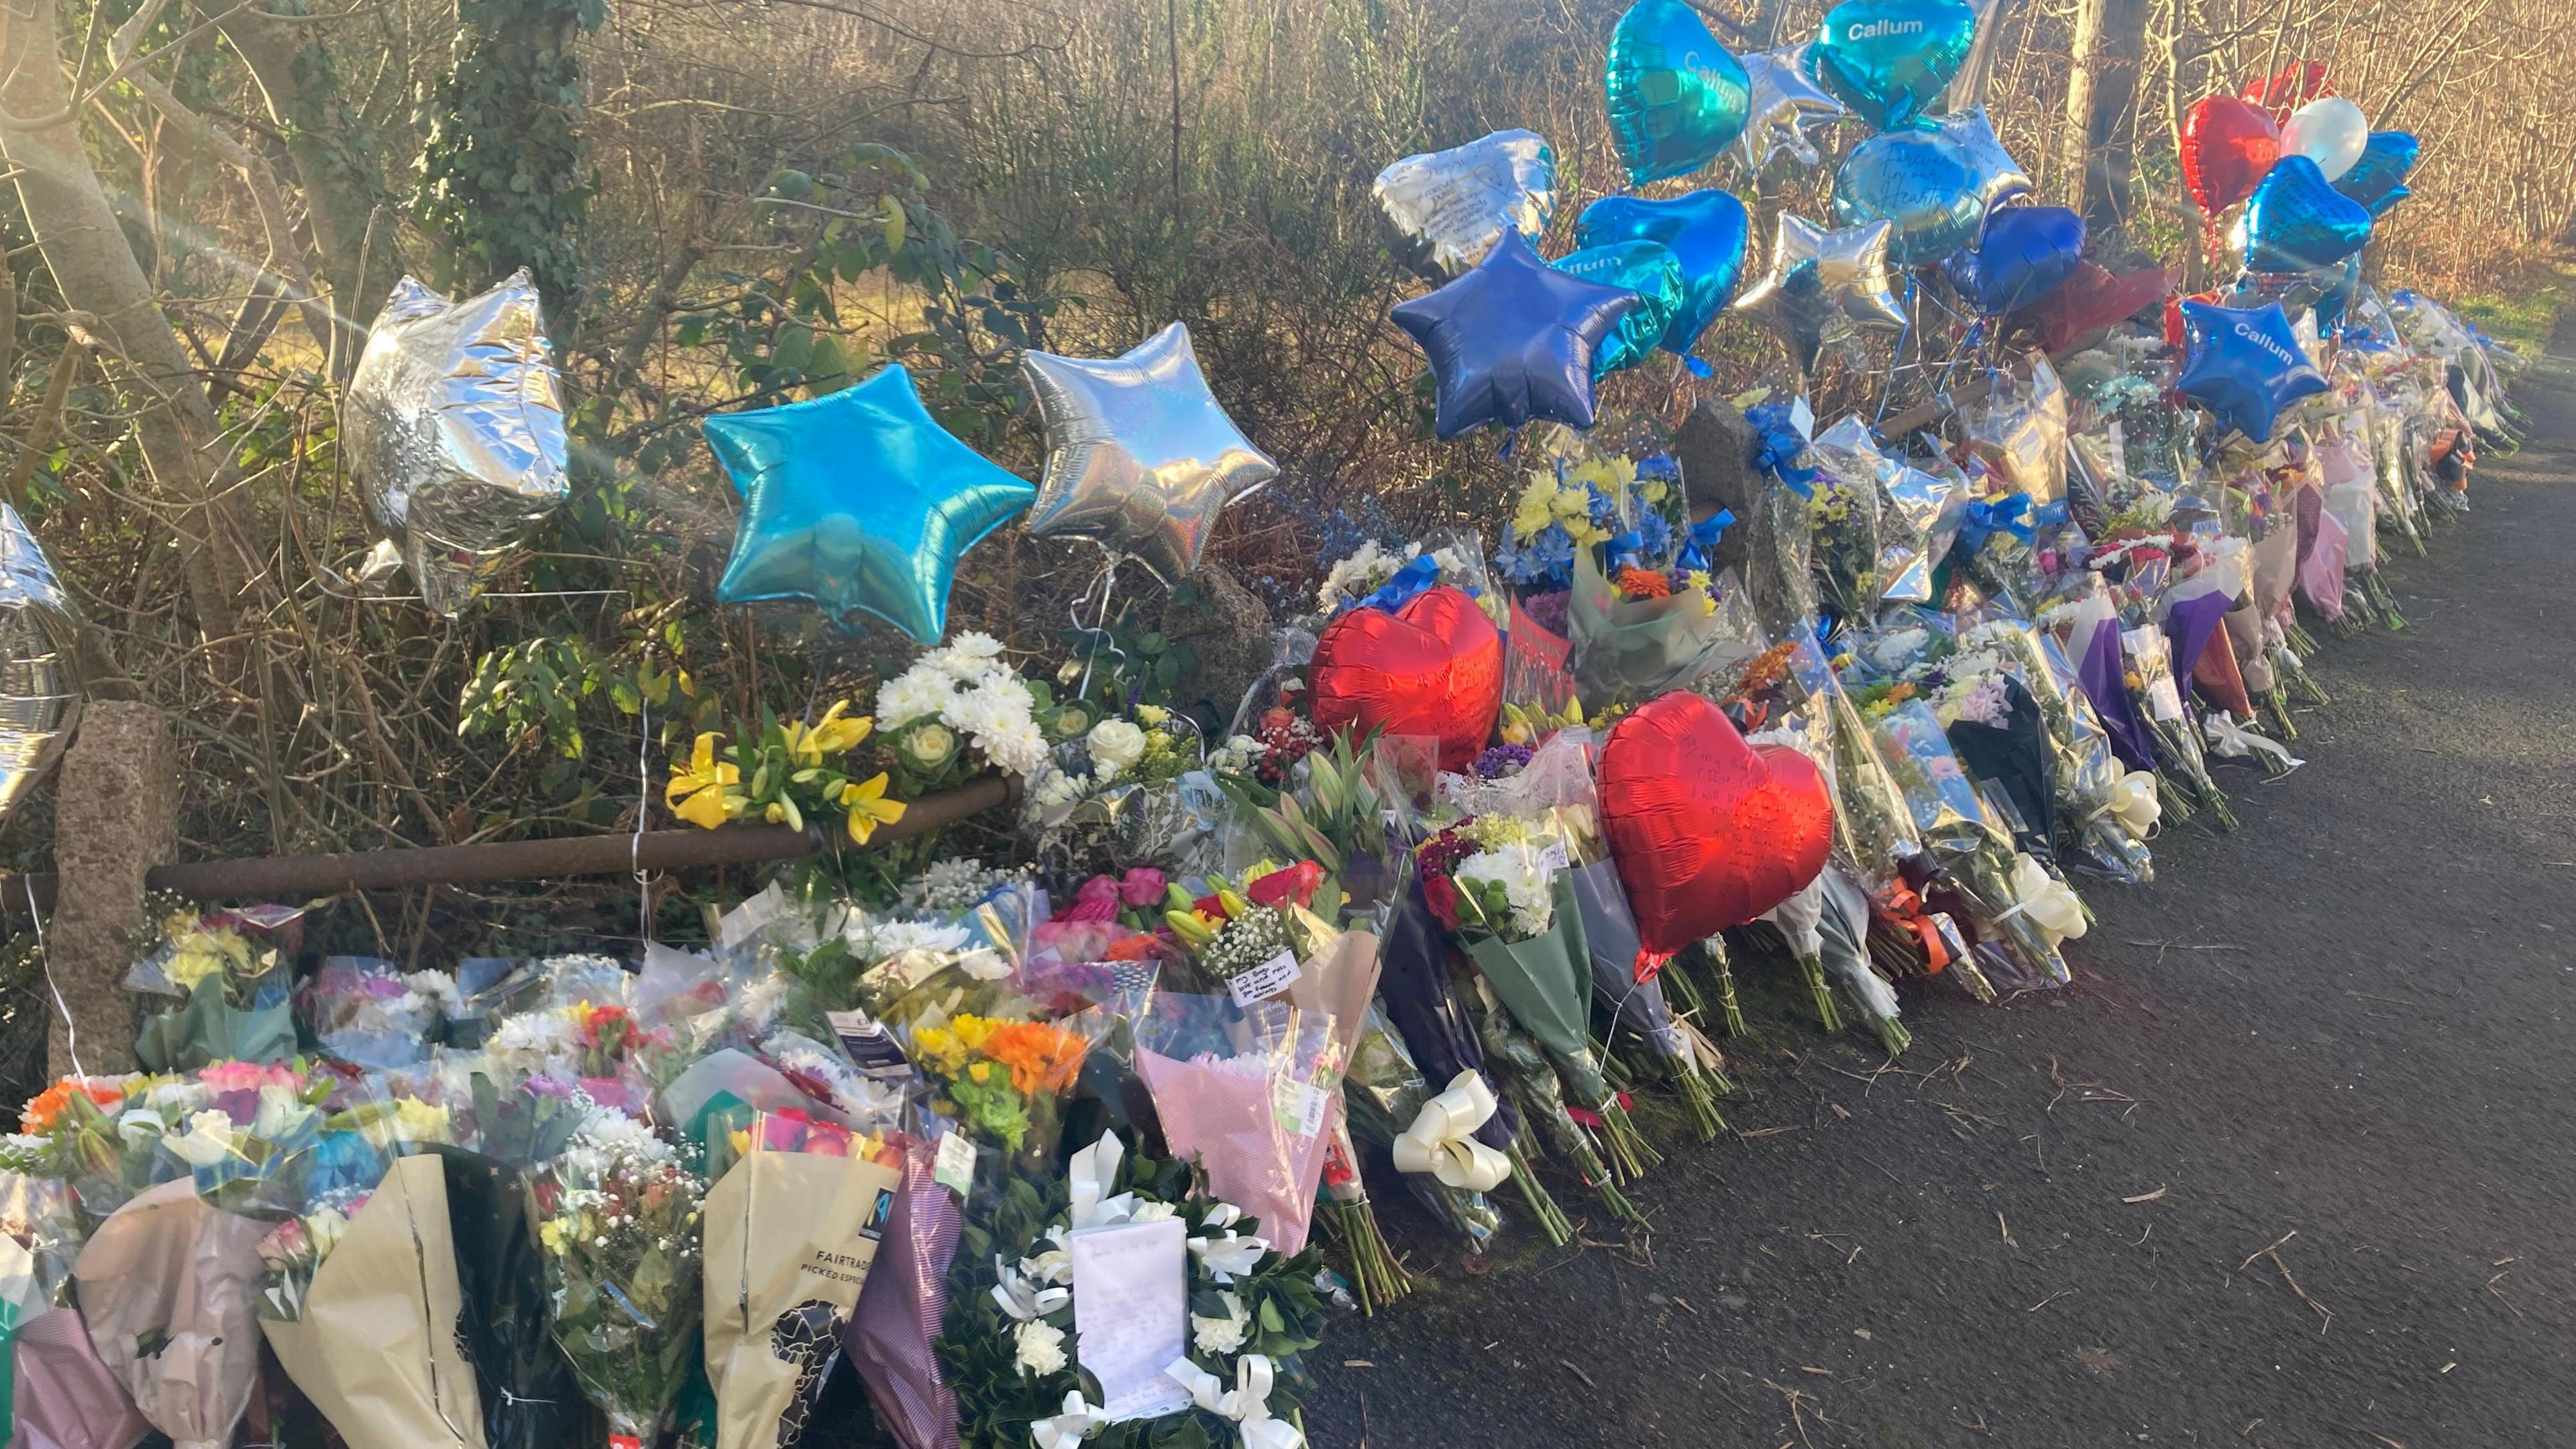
xmin=839 ymin=772 xmax=907 ymax=843
xmin=667 ymin=733 xmax=743 ymax=829
xmin=810 ymin=700 xmax=874 ymax=756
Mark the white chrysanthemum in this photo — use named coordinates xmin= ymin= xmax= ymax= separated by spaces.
xmin=864 ymin=917 xmax=973 ymax=958
xmin=938 ymin=632 xmax=1008 ymax=676
xmin=873 ymin=665 xmax=954 ymax=729
xmin=980 ymin=719 xmax=1050 ymax=778
xmin=1454 ymin=845 xmax=1554 ymax=938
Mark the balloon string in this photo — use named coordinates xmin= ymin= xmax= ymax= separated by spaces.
xmin=1071 ymin=555 xmax=1125 ymax=703
xmin=633 ymin=692 xmax=653 ymax=947
xmin=1875 ymin=274 xmax=1919 ymax=430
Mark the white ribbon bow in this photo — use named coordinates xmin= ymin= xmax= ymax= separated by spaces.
xmin=989 ymin=1254 xmax=1071 ymax=1321
xmin=1067 ymin=1132 xmax=1137 ymax=1230
xmin=1030 ymin=1391 xmax=1106 ymax=1449
xmin=1164 ymin=1354 xmax=1305 ymax=1449
xmin=2203 ymin=714 xmax=2303 ymax=775
xmin=2104 ymin=771 xmax=2161 ymax=837
xmin=2000 ymin=854 xmax=2089 ymax=946
xmin=1188 ymin=1226 xmax=1270 ymax=1282
xmin=1390 ymin=1071 xmax=1511 ymax=1193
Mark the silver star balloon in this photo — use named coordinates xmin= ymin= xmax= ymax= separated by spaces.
xmin=0 ymin=502 xmax=86 ymax=829
xmin=1937 ymin=107 xmax=2032 ymax=214
xmin=1733 ymin=214 xmax=1907 ymax=372
xmin=1737 ymin=44 xmax=1847 ymax=170
xmin=343 ymin=269 xmax=570 ymax=616
xmin=1020 ymin=322 xmax=1277 ymax=584
xmin=1373 ymin=129 xmax=1557 ymax=280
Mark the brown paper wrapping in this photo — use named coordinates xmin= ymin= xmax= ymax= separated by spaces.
xmin=703 ymin=1151 xmax=902 ymax=1449
xmin=259 ymin=1155 xmax=487 ymax=1449
xmin=72 ymin=1181 xmax=266 ymax=1449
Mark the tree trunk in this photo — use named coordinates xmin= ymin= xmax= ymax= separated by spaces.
xmin=2061 ymin=0 xmax=2151 ymax=239
xmin=0 ymin=0 xmax=256 ymax=642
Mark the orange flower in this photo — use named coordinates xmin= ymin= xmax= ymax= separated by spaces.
xmin=22 ymin=1076 xmax=124 ymax=1133
xmin=1614 ymin=568 xmax=1672 ymax=600
xmin=982 ymin=1022 xmax=1090 ymax=1096
xmin=1104 ymin=934 xmax=1160 ymax=963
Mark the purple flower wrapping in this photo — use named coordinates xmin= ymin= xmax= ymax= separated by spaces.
xmin=846 ymin=1138 xmax=961 ymax=1449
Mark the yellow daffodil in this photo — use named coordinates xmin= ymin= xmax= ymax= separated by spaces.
xmin=839 ymin=771 xmax=907 ymax=844
xmin=667 ymin=733 xmax=743 ymax=830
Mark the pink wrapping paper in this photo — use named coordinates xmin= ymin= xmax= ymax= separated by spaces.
xmin=72 ymin=1181 xmax=267 ymax=1449
xmin=2298 ymin=506 xmax=2349 ymax=620
xmin=10 ymin=1306 xmax=149 ymax=1449
xmin=1135 ymin=1049 xmax=1332 ymax=1255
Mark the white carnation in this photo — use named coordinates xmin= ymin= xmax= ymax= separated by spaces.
xmin=1190 ymin=1291 xmax=1249 ymax=1355
xmin=1013 ymin=1318 xmax=1069 ymax=1376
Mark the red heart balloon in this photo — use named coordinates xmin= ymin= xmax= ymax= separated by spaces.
xmin=1309 ymin=586 xmax=1502 ymax=773
xmin=1599 ymin=692 xmax=1833 ymax=971
xmin=2181 ymin=96 xmax=2280 ymax=215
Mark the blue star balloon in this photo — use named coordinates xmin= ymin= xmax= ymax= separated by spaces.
xmin=1550 ymin=240 xmax=1686 ymax=377
xmin=2332 ymin=131 xmax=2417 ymax=217
xmin=1391 ymin=230 xmax=1642 ymax=439
xmin=1833 ymin=126 xmax=1985 ymax=264
xmin=1574 ymin=189 xmax=1751 ymax=355
xmin=2174 ymin=300 xmax=2326 ymax=443
xmin=1941 ymin=204 xmax=2084 ymax=315
xmin=1809 ymin=0 xmax=1978 ymax=131
xmin=1605 ymin=0 xmax=1752 ymax=185
xmin=706 ymin=364 xmax=1034 ymax=643
xmin=2243 ymin=154 xmax=2372 ymax=273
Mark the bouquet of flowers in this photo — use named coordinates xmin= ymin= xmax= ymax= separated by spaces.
xmin=1313 ymin=534 xmax=1487 ymax=620
xmin=536 ymin=1109 xmax=706 ymax=1449
xmin=483 ymin=999 xmax=678 ymax=1114
xmin=903 ymin=1012 xmax=1093 ymax=1171
xmin=1870 ymin=700 xmax=2080 ymax=990
xmin=299 ymin=957 xmax=459 ymax=1069
xmin=1987 ymin=615 xmax=2158 ymax=883
xmin=1023 ymin=704 xmax=1216 ymax=874
xmin=125 ymin=900 xmax=299 ymax=1072
xmin=941 ymin=1132 xmax=1324 ymax=1449
xmin=1218 ymin=732 xmax=1402 ymax=912
xmin=427 ymin=1141 xmax=588 ymax=1449
xmin=1566 ymin=549 xmax=1762 ymax=704
xmin=1804 ymin=428 xmax=1885 ymax=625
xmin=70 ymin=1179 xmax=269 ymax=1449
xmin=1132 ymin=994 xmax=1340 ymax=1256
xmin=1929 ymin=631 xmax=2058 ymax=861
xmin=254 ymin=1153 xmax=486 ymax=1449
xmin=872 ymin=633 xmax=1052 ymax=791
xmin=845 ymin=1132 xmax=965 ymax=1449
xmin=2122 ymin=621 xmax=2239 ymax=829
xmin=1276 ymin=923 xmax=1407 ymax=1310
xmin=663 ymin=697 xmax=907 ymax=849
xmin=1338 ymin=1006 xmax=1503 ymax=1250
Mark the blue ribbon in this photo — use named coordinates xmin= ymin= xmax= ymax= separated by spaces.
xmin=1957 ymin=494 xmax=2033 ymax=555
xmin=1684 ymin=356 xmax=1713 ymax=378
xmin=1356 ymin=553 xmax=1440 ymax=614
xmin=1746 ymin=402 xmax=1819 ymax=498
xmin=2031 ymin=498 xmax=2070 ymax=532
xmin=1605 ymin=529 xmax=1646 ymax=571
xmin=1676 ymin=509 xmax=1734 ymax=571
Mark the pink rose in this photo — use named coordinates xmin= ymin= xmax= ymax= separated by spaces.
xmin=1060 ymin=875 xmax=1121 ymax=924
xmin=1118 ymin=867 xmax=1168 ymax=908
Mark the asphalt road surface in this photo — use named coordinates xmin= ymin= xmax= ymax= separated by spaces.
xmin=1304 ymin=326 xmax=2576 ymax=1449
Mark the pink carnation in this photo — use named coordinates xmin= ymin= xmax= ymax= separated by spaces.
xmin=1118 ymin=867 xmax=1168 ymax=908
xmin=199 ymin=1060 xmax=300 ymax=1095
xmin=1060 ymin=875 xmax=1122 ymax=924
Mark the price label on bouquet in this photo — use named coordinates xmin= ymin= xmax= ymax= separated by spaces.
xmin=933 ymin=1130 xmax=977 ymax=1197
xmin=826 ymin=1010 xmax=916 ymax=1081
xmin=1536 ymin=839 xmax=1570 ymax=875
xmin=1271 ymin=1075 xmax=1330 ymax=1139
xmin=1225 ymin=951 xmax=1301 ymax=1007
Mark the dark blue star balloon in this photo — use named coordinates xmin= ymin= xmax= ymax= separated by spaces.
xmin=1391 ymin=230 xmax=1642 ymax=439
xmin=2174 ymin=300 xmax=2326 ymax=444
xmin=1574 ymin=189 xmax=1751 ymax=355
xmin=705 ymin=363 xmax=1035 ymax=643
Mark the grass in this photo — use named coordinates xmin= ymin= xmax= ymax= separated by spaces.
xmin=2449 ymin=260 xmax=2576 ymax=356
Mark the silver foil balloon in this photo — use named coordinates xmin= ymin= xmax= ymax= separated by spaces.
xmin=1020 ymin=322 xmax=1277 ymax=584
xmin=1941 ymin=0 xmax=2007 ymax=113
xmin=1936 ymin=107 xmax=2031 ymax=214
xmin=343 ymin=269 xmax=570 ymax=616
xmin=0 ymin=503 xmax=85 ymax=827
xmin=1733 ymin=213 xmax=1906 ymax=372
xmin=1737 ymin=43 xmax=1847 ymax=170
xmin=1373 ymin=129 xmax=1556 ymax=280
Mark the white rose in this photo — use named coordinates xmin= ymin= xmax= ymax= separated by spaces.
xmin=1085 ymin=719 xmax=1146 ymax=779
xmin=1014 ymin=1318 xmax=1069 ymax=1376
xmin=164 ymin=1110 xmax=239 ymax=1167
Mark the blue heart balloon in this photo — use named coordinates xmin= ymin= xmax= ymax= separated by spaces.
xmin=2333 ymin=131 xmax=2418 ymax=217
xmin=1605 ymin=0 xmax=1752 ymax=185
xmin=1574 ymin=189 xmax=1750 ymax=354
xmin=706 ymin=363 xmax=1035 ymax=642
xmin=1833 ymin=127 xmax=1984 ymax=264
xmin=1809 ymin=0 xmax=1978 ymax=131
xmin=2311 ymin=254 xmax=2362 ymax=334
xmin=2174 ymin=300 xmax=2326 ymax=443
xmin=1941 ymin=205 xmax=2084 ymax=315
xmin=2243 ymin=154 xmax=2372 ymax=272
xmin=1552 ymin=240 xmax=1686 ymax=377
xmin=1391 ymin=230 xmax=1642 ymax=439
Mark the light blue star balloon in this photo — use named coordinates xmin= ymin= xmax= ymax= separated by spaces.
xmin=705 ymin=363 xmax=1034 ymax=643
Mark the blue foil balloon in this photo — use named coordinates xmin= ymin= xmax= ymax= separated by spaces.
xmin=1575 ymin=189 xmax=1751 ymax=354
xmin=1833 ymin=127 xmax=1984 ymax=264
xmin=2243 ymin=154 xmax=2372 ymax=273
xmin=2174 ymin=300 xmax=2326 ymax=443
xmin=2333 ymin=131 xmax=2418 ymax=217
xmin=1941 ymin=204 xmax=2084 ymax=315
xmin=1391 ymin=230 xmax=1641 ymax=439
xmin=1605 ymin=0 xmax=1752 ymax=185
xmin=1809 ymin=0 xmax=1978 ymax=131
xmin=1552 ymin=240 xmax=1686 ymax=377
xmin=705 ymin=363 xmax=1035 ymax=642
xmin=2311 ymin=254 xmax=2363 ymax=333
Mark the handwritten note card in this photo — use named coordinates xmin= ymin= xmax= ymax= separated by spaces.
xmin=1069 ymin=1218 xmax=1191 ymax=1421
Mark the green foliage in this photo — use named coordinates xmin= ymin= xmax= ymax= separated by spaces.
xmin=414 ymin=0 xmax=604 ymax=309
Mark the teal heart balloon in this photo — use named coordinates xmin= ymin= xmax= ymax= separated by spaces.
xmin=2332 ymin=131 xmax=2417 ymax=217
xmin=1832 ymin=127 xmax=1984 ymax=264
xmin=1605 ymin=0 xmax=1752 ymax=186
xmin=1809 ymin=0 xmax=1978 ymax=131
xmin=1552 ymin=240 xmax=1686 ymax=377
xmin=2243 ymin=154 xmax=2371 ymax=272
xmin=1574 ymin=189 xmax=1750 ymax=354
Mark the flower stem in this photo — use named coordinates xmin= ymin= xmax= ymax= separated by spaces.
xmin=1796 ymin=953 xmax=1844 ymax=1033
xmin=1592 ymin=1096 xmax=1660 ymax=1179
xmin=1322 ymin=1198 xmax=1411 ymax=1314
xmin=1505 ymin=1141 xmax=1571 ymax=1246
xmin=1564 ymin=1135 xmax=1644 ymax=1224
xmin=2263 ymin=684 xmax=2298 ymax=741
xmin=1872 ymin=1012 xmax=1912 ymax=1057
xmin=1672 ymin=1063 xmax=1725 ymax=1140
xmin=1701 ymin=938 xmax=1749 ymax=1037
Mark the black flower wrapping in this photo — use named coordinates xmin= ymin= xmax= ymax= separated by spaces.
xmin=430 ymin=1146 xmax=593 ymax=1449
xmin=1375 ymin=876 xmax=1519 ymax=1151
xmin=1943 ymin=676 xmax=2058 ymax=861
